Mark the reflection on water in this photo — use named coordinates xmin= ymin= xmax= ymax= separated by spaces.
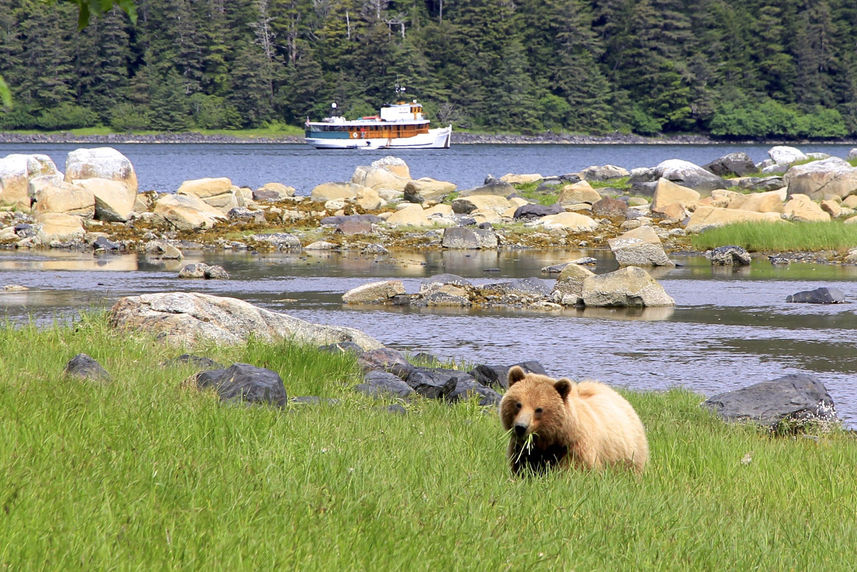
xmin=2 ymin=247 xmax=857 ymax=427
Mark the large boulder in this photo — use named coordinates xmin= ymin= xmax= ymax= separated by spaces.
xmin=65 ymin=147 xmax=137 ymax=193
xmin=768 ymin=145 xmax=807 ymax=167
xmin=784 ymin=157 xmax=857 ymax=201
xmin=194 ymin=363 xmax=287 ymax=406
xmin=451 ymin=194 xmax=511 ymax=215
xmin=655 ymin=159 xmax=726 ymax=192
xmin=579 ymin=164 xmax=629 ymax=181
xmin=35 ymin=212 xmax=86 ymax=242
xmin=783 ymin=194 xmax=830 ymax=222
xmin=458 ymin=180 xmax=515 ymax=197
xmin=651 ymin=178 xmax=700 ymax=216
xmin=786 ymin=287 xmax=845 ymax=304
xmin=384 ymin=204 xmax=432 ymax=227
xmin=31 ymin=180 xmax=95 ymax=217
xmin=608 ymin=226 xmax=674 ymax=267
xmin=441 ymin=226 xmax=498 ymax=249
xmin=253 ymin=182 xmax=295 ymax=201
xmin=153 ymin=193 xmax=227 ymax=230
xmin=108 ymin=292 xmax=383 ymax=349
xmin=499 ymin=173 xmax=542 ymax=185
xmin=557 ymin=181 xmax=601 ymax=205
xmin=310 ymin=182 xmax=364 ymax=203
xmin=702 ymin=374 xmax=838 ymax=430
xmin=685 ymin=205 xmax=783 ymax=233
xmin=581 ymin=266 xmax=675 ymax=307
xmin=76 ymin=178 xmax=137 ymax=222
xmin=356 ymin=370 xmax=414 ymax=398
xmin=0 ymin=153 xmax=62 ymax=210
xmin=177 ymin=177 xmax=239 ymax=211
xmin=703 ymin=152 xmax=757 ymax=177
xmin=513 ymin=203 xmax=563 ymax=220
xmin=726 ymin=188 xmax=786 ymax=213
xmin=551 ymin=263 xmax=595 ymax=306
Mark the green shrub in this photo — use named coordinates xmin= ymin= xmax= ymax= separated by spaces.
xmin=35 ymin=102 xmax=99 ymax=130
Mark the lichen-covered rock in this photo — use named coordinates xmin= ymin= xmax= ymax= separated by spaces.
xmin=343 ymin=280 xmax=406 ymax=304
xmin=581 ymin=266 xmax=675 ymax=307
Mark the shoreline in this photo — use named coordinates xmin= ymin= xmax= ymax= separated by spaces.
xmin=2 ymin=131 xmax=857 ymax=146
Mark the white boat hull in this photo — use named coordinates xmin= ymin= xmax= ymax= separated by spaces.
xmin=306 ymin=126 xmax=452 ymax=150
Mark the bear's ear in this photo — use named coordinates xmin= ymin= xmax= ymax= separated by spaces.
xmin=507 ymin=366 xmax=526 ymax=387
xmin=554 ymin=378 xmax=572 ymax=400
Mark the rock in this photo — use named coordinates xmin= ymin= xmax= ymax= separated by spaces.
xmin=75 ymin=178 xmax=136 ymax=222
xmin=362 ymin=243 xmax=389 ymax=255
xmin=403 ymin=178 xmax=457 ymax=204
xmin=458 ymin=181 xmax=515 ymax=197
xmin=351 ymin=162 xmax=409 ymax=192
xmin=369 ymin=156 xmax=410 ymax=179
xmin=768 ymin=145 xmax=807 ymax=166
xmin=655 ymin=159 xmax=726 ymax=191
xmin=304 ymin=240 xmax=338 ymax=251
xmin=730 ymin=176 xmax=786 ymax=193
xmin=92 ymin=236 xmax=121 ymax=251
xmin=708 ymin=245 xmax=752 ymax=266
xmin=581 ymin=266 xmax=675 ymax=307
xmin=153 ymin=193 xmax=227 ymax=231
xmin=513 ymin=203 xmax=563 ymax=220
xmin=651 ymin=178 xmax=701 ymax=215
xmin=356 ymin=370 xmax=414 ymax=398
xmin=441 ymin=226 xmax=498 ymax=249
xmin=0 ymin=153 xmax=61 ymax=210
xmin=447 ymin=378 xmax=502 ymax=406
xmin=703 ymin=152 xmax=757 ymax=177
xmin=343 ymin=280 xmax=406 ymax=304
xmin=591 ymin=197 xmax=629 ymax=218
xmin=608 ymin=226 xmax=674 ymax=267
xmin=64 ymin=353 xmax=111 ymax=382
xmin=35 ymin=213 xmax=85 ymax=242
xmin=820 ymin=200 xmax=842 ymax=218
xmin=702 ymin=374 xmax=838 ymax=430
xmin=145 ymin=240 xmax=184 ymax=259
xmin=108 ymin=292 xmax=382 ymax=349
xmin=529 ymin=211 xmax=598 ymax=231
xmin=405 ymin=367 xmax=469 ymax=399
xmin=32 ymin=180 xmax=95 ymax=217
xmin=248 ymin=232 xmax=301 ymax=250
xmin=727 ymin=188 xmax=786 ymax=213
xmin=579 ymin=164 xmax=630 ymax=181
xmin=451 ymin=194 xmax=511 ymax=215
xmin=786 ymin=287 xmax=846 ymax=304
xmin=321 ymin=214 xmax=383 ymax=226
xmin=552 ymin=263 xmax=595 ymax=305
xmin=357 ymin=348 xmax=414 ymax=378
xmin=178 ymin=263 xmax=229 ymax=279
xmin=685 ymin=205 xmax=783 ymax=233
xmin=253 ymin=182 xmax=295 ymax=201
xmin=421 ymin=274 xmax=473 ymax=289
xmin=162 ymin=353 xmax=224 ymax=370
xmin=194 ymin=363 xmax=287 ymax=406
xmin=65 ymin=147 xmax=137 ymax=193
xmin=557 ymin=181 xmax=601 ymax=205
xmin=783 ymin=194 xmax=830 ymax=222
xmin=385 ymin=203 xmax=432 ymax=227
xmin=784 ymin=157 xmax=857 ymax=201
xmin=414 ymin=283 xmax=472 ymax=307
xmin=478 ymin=278 xmax=552 ymax=307
xmin=499 ymin=173 xmax=542 ymax=185
xmin=227 ymin=207 xmax=266 ymax=224
xmin=469 ymin=361 xmax=547 ymax=390
xmin=310 ymin=182 xmax=366 ymax=202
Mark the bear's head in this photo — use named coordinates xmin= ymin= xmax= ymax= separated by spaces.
xmin=499 ymin=366 xmax=572 ymax=474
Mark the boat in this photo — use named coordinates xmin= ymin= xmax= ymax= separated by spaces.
xmin=304 ymin=98 xmax=452 ymax=150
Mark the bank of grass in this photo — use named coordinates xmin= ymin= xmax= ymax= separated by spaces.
xmin=2 ymin=314 xmax=857 ymax=569
xmin=4 ymin=122 xmax=304 ymax=139
xmin=692 ymin=220 xmax=857 ymax=252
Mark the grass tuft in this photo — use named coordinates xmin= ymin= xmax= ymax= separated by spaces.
xmin=691 ymin=220 xmax=857 ymax=252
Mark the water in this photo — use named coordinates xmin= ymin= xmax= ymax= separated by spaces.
xmin=2 ymin=141 xmax=855 ymax=195
xmin=2 ymin=248 xmax=856 ymax=428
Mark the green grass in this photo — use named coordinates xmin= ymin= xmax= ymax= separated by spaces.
xmin=514 ymin=181 xmax=560 ymax=205
xmin=3 ymin=122 xmax=304 ymax=139
xmin=2 ymin=314 xmax=857 ymax=569
xmin=691 ymin=220 xmax=857 ymax=252
xmin=589 ymin=175 xmax=631 ymax=191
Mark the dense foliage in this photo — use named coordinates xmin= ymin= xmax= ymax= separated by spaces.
xmin=1 ymin=0 xmax=857 ymax=138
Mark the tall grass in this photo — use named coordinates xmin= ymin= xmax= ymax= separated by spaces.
xmin=691 ymin=220 xmax=857 ymax=252
xmin=1 ymin=314 xmax=856 ymax=569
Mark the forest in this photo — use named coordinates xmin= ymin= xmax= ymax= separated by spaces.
xmin=1 ymin=0 xmax=856 ymax=138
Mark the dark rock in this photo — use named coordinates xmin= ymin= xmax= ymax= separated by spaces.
xmin=161 ymin=353 xmax=224 ymax=370
xmin=92 ymin=236 xmax=121 ymax=251
xmin=470 ymin=361 xmax=547 ymax=390
xmin=786 ymin=287 xmax=846 ymax=304
xmin=405 ymin=367 xmax=468 ymax=399
xmin=356 ymin=370 xmax=414 ymax=398
xmin=203 ymin=265 xmax=229 ymax=279
xmin=14 ymin=223 xmax=35 ymax=238
xmin=630 ymin=181 xmax=658 ymax=197
xmin=702 ymin=374 xmax=838 ymax=430
xmin=336 ymin=220 xmax=374 ymax=235
xmin=479 ymin=277 xmax=552 ymax=301
xmin=477 ymin=222 xmax=494 ymax=230
xmin=357 ymin=348 xmax=414 ymax=378
xmin=441 ymin=226 xmax=498 ymax=249
xmin=591 ymin=197 xmax=629 ymax=218
xmin=251 ymin=188 xmax=282 ymax=202
xmin=541 ymin=263 xmax=569 ymax=274
xmin=361 ymin=243 xmax=389 ymax=255
xmin=227 ymin=207 xmax=266 ymax=224
xmin=731 ymin=176 xmax=785 ymax=192
xmin=703 ymin=152 xmax=757 ymax=177
xmin=513 ymin=203 xmax=563 ymax=221
xmin=708 ymin=245 xmax=752 ymax=266
xmin=447 ymin=378 xmax=502 ymax=406
xmin=195 ymin=363 xmax=287 ymax=406
xmin=64 ymin=353 xmax=111 ymax=382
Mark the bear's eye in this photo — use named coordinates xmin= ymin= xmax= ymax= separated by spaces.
xmin=515 ymin=402 xmax=522 ymax=410
xmin=535 ymin=407 xmax=543 ymax=415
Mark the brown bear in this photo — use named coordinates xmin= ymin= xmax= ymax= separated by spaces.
xmin=499 ymin=366 xmax=648 ymax=475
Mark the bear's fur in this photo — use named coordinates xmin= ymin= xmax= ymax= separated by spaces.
xmin=499 ymin=366 xmax=648 ymax=475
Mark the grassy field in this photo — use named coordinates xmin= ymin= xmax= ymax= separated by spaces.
xmin=1 ymin=314 xmax=856 ymax=569
xmin=691 ymin=220 xmax=857 ymax=252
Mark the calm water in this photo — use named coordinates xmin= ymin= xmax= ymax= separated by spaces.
xmin=2 ymin=141 xmax=856 ymax=194
xmin=2 ymin=248 xmax=857 ymax=428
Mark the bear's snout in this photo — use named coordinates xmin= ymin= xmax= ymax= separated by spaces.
xmin=514 ymin=422 xmax=528 ymax=438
